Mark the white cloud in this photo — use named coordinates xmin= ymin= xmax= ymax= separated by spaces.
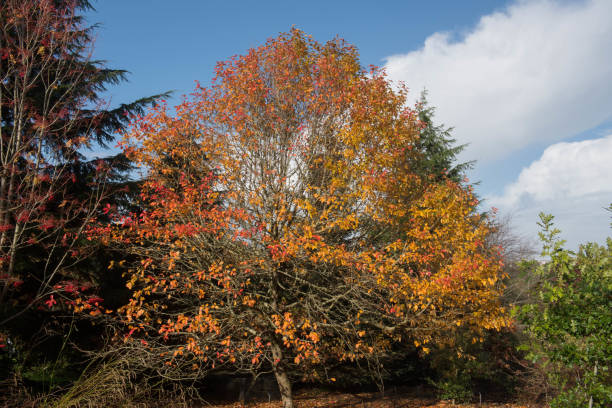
xmin=491 ymin=135 xmax=612 ymax=207
xmin=384 ymin=0 xmax=612 ymax=162
xmin=488 ymin=135 xmax=612 ymax=249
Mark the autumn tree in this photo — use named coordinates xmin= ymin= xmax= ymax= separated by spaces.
xmin=105 ymin=30 xmax=509 ymax=408
xmin=0 ymin=0 xmax=165 ymax=336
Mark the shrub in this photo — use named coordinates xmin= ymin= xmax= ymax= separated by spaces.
xmin=515 ymin=212 xmax=612 ymax=407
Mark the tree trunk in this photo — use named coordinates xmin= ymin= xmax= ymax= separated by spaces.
xmin=271 ymin=342 xmax=294 ymax=408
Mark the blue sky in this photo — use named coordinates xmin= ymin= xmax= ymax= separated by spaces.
xmin=86 ymin=0 xmax=612 ymax=250
xmin=86 ymin=0 xmax=508 ymax=105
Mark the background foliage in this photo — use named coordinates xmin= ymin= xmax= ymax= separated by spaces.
xmin=515 ymin=213 xmax=612 ymax=407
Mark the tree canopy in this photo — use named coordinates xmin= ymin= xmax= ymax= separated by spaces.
xmin=96 ymin=29 xmax=510 ymax=408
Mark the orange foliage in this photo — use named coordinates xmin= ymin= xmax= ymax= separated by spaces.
xmin=101 ymin=29 xmax=509 ymax=405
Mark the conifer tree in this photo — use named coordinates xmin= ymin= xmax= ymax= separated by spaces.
xmin=0 ymin=0 xmax=168 ymax=337
xmin=413 ymin=91 xmax=473 ymax=183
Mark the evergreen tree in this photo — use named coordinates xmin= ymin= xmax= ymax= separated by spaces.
xmin=413 ymin=91 xmax=473 ymax=183
xmin=0 ymin=0 xmax=168 ymax=386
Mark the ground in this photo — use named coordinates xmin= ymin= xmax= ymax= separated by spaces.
xmin=0 ymin=382 xmax=546 ymax=407
xmin=210 ymin=387 xmax=542 ymax=408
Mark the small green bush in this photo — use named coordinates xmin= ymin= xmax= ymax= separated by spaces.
xmin=428 ymin=376 xmax=473 ymax=403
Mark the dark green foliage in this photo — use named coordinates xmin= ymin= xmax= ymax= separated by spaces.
xmin=428 ymin=376 xmax=473 ymax=403
xmin=0 ymin=0 xmax=167 ymax=391
xmin=0 ymin=0 xmax=169 ymax=161
xmin=413 ymin=91 xmax=474 ymax=183
xmin=425 ymin=328 xmax=522 ymax=403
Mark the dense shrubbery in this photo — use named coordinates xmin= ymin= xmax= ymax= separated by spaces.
xmin=515 ymin=213 xmax=612 ymax=407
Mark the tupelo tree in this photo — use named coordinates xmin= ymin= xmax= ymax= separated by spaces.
xmin=103 ymin=30 xmax=509 ymax=408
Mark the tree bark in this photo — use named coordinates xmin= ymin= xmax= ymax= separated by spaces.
xmin=271 ymin=341 xmax=294 ymax=408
